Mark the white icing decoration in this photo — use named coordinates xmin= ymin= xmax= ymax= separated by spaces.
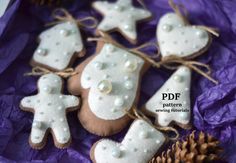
xmin=94 ymin=120 xmax=165 ymax=163
xmin=20 ymin=74 xmax=79 ymax=145
xmin=145 ymin=66 xmax=191 ymax=126
xmin=157 ymin=13 xmax=210 ymax=57
xmin=93 ymin=0 xmax=151 ymax=40
xmin=0 ymin=0 xmax=10 ymax=17
xmin=32 ymin=21 xmax=83 ymax=70
xmin=81 ymin=43 xmax=144 ymax=120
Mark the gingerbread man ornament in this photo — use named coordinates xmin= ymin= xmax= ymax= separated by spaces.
xmin=20 ymin=73 xmax=80 ymax=149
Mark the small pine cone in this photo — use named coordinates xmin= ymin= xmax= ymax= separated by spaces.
xmin=149 ymin=131 xmax=223 ymax=163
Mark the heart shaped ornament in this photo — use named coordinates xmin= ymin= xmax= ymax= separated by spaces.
xmin=157 ymin=13 xmax=211 ymax=58
xmin=91 ymin=119 xmax=165 ymax=163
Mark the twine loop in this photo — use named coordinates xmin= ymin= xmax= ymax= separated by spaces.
xmin=24 ymin=66 xmax=78 ymax=78
xmin=168 ymin=0 xmax=219 ymax=37
xmin=156 ymin=55 xmax=218 ymax=84
xmin=126 ymin=107 xmax=179 ymax=140
xmin=47 ymin=8 xmax=98 ymax=29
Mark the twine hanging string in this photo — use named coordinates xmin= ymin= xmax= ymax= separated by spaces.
xmin=24 ymin=66 xmax=78 ymax=78
xmin=126 ymin=107 xmax=179 ymax=140
xmin=168 ymin=0 xmax=219 ymax=37
xmin=88 ymin=31 xmax=218 ymax=84
xmin=46 ymin=8 xmax=98 ymax=29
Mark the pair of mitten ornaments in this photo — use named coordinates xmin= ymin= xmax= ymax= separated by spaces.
xmin=20 ymin=0 xmax=218 ymax=162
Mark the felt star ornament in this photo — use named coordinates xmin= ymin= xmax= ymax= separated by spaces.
xmin=92 ymin=0 xmax=152 ymax=44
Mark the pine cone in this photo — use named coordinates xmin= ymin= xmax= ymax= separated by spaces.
xmin=149 ymin=131 xmax=223 ymax=163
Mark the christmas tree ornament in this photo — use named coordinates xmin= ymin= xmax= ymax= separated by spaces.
xmin=145 ymin=66 xmax=191 ymax=129
xmin=0 ymin=0 xmax=10 ymax=17
xmin=92 ymin=0 xmax=152 ymax=44
xmin=31 ymin=8 xmax=97 ymax=71
xmin=143 ymin=0 xmax=219 ymax=128
xmin=149 ymin=131 xmax=223 ymax=163
xmin=67 ymin=31 xmax=162 ymax=136
xmin=20 ymin=73 xmax=80 ymax=149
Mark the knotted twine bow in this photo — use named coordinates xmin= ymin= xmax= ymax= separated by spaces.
xmin=24 ymin=66 xmax=78 ymax=78
xmin=88 ymin=31 xmax=218 ymax=84
xmin=47 ymin=8 xmax=98 ymax=29
xmin=126 ymin=107 xmax=179 ymax=140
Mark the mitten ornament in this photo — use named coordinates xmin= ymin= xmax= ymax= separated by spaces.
xmin=68 ymin=38 xmax=150 ymax=136
xmin=31 ymin=9 xmax=96 ymax=71
xmin=20 ymin=73 xmax=80 ymax=149
xmin=143 ymin=0 xmax=218 ymax=128
xmin=149 ymin=131 xmax=223 ymax=163
xmin=0 ymin=0 xmax=10 ymax=17
xmin=92 ymin=0 xmax=152 ymax=44
xmin=91 ymin=119 xmax=166 ymax=163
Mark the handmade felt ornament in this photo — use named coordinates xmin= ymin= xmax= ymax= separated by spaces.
xmin=0 ymin=0 xmax=10 ymax=17
xmin=90 ymin=108 xmax=179 ymax=163
xmin=92 ymin=0 xmax=152 ymax=44
xmin=67 ymin=31 xmax=162 ymax=136
xmin=143 ymin=0 xmax=219 ymax=129
xmin=31 ymin=8 xmax=97 ymax=71
xmin=21 ymin=70 xmax=80 ymax=149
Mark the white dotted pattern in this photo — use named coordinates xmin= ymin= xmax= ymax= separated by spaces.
xmin=21 ymin=74 xmax=79 ymax=145
xmin=0 ymin=0 xmax=10 ymax=17
xmin=33 ymin=21 xmax=83 ymax=70
xmin=81 ymin=43 xmax=144 ymax=120
xmin=145 ymin=66 xmax=191 ymax=126
xmin=157 ymin=13 xmax=210 ymax=57
xmin=93 ymin=0 xmax=151 ymax=40
xmin=94 ymin=119 xmax=165 ymax=163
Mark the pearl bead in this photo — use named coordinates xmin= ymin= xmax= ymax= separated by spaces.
xmin=58 ymin=106 xmax=63 ymax=110
xmin=43 ymin=86 xmax=52 ymax=93
xmin=173 ymin=75 xmax=183 ymax=82
xmin=32 ymin=121 xmax=41 ymax=129
xmin=111 ymin=108 xmax=117 ymax=113
xmin=36 ymin=48 xmax=47 ymax=56
xmin=123 ymin=24 xmax=133 ymax=31
xmin=183 ymin=101 xmax=187 ymax=105
xmin=94 ymin=61 xmax=104 ymax=70
xmin=162 ymin=24 xmax=172 ymax=32
xmin=196 ymin=30 xmax=206 ymax=38
xmin=63 ymin=51 xmax=70 ymax=56
xmin=59 ymin=95 xmax=64 ymax=99
xmin=59 ymin=29 xmax=69 ymax=36
xmin=124 ymin=80 xmax=134 ymax=90
xmin=139 ymin=131 xmax=149 ymax=139
xmin=63 ymin=128 xmax=68 ymax=132
xmin=144 ymin=149 xmax=149 ymax=153
xmin=114 ymin=97 xmax=124 ymax=107
xmin=124 ymin=60 xmax=137 ymax=72
xmin=111 ymin=148 xmax=121 ymax=158
xmin=124 ymin=95 xmax=129 ymax=99
xmin=185 ymin=87 xmax=189 ymax=91
xmin=114 ymin=5 xmax=124 ymax=11
xmin=156 ymin=140 xmax=160 ymax=144
xmin=180 ymin=112 xmax=188 ymax=120
xmin=60 ymin=118 xmax=64 ymax=122
xmin=97 ymin=80 xmax=112 ymax=94
xmin=106 ymin=44 xmax=115 ymax=52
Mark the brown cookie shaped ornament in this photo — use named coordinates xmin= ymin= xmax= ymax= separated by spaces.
xmin=143 ymin=0 xmax=219 ymax=129
xmin=92 ymin=0 xmax=152 ymax=44
xmin=67 ymin=34 xmax=152 ymax=136
xmin=20 ymin=73 xmax=80 ymax=149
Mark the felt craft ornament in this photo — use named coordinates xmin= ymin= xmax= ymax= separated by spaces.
xmin=90 ymin=108 xmax=179 ymax=163
xmin=20 ymin=73 xmax=80 ymax=149
xmin=92 ymin=0 xmax=152 ymax=44
xmin=143 ymin=0 xmax=219 ymax=128
xmin=31 ymin=9 xmax=97 ymax=71
xmin=67 ymin=32 xmax=161 ymax=136
xmin=0 ymin=0 xmax=10 ymax=17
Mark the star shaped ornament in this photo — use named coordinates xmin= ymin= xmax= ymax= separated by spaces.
xmin=92 ymin=0 xmax=152 ymax=44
